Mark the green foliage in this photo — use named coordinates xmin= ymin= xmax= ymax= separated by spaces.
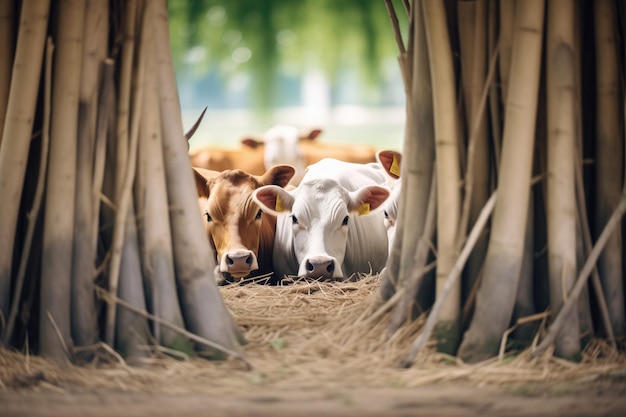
xmin=167 ymin=0 xmax=408 ymax=112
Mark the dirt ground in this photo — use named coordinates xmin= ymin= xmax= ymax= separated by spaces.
xmin=2 ymin=380 xmax=626 ymax=417
xmin=3 ymin=278 xmax=626 ymax=417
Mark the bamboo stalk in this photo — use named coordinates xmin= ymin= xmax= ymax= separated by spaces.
xmin=110 ymin=1 xmax=150 ymax=359
xmin=574 ymin=148 xmax=616 ymax=348
xmin=387 ymin=173 xmax=437 ymax=335
xmin=402 ymin=192 xmax=498 ymax=367
xmin=458 ymin=40 xmax=499 ymax=243
xmin=151 ymin=0 xmax=245 ymax=355
xmin=511 ymin=188 xmax=537 ymax=342
xmin=457 ymin=0 xmax=476 ymax=131
xmin=380 ymin=0 xmax=435 ymax=306
xmin=545 ymin=0 xmax=581 ymax=360
xmin=379 ymin=0 xmax=412 ymax=301
xmin=136 ymin=1 xmax=194 ymax=355
xmin=384 ymin=0 xmax=406 ymax=55
xmin=4 ymin=37 xmax=53 ymax=345
xmin=0 ymin=0 xmax=51 ymax=323
xmin=0 ymin=0 xmax=14 ymax=147
xmin=396 ymin=0 xmax=435 ymax=314
xmin=532 ymin=194 xmax=626 ymax=358
xmin=105 ymin=0 xmax=137 ymax=347
xmin=40 ymin=0 xmax=85 ymax=365
xmin=422 ymin=0 xmax=462 ymax=354
xmin=92 ymin=61 xmax=115 ymax=265
xmin=593 ymin=0 xmax=625 ymax=339
xmin=458 ymin=0 xmax=545 ymax=363
xmin=115 ymin=199 xmax=150 ymax=360
xmin=487 ymin=0 xmax=502 ymax=169
xmin=498 ymin=0 xmax=515 ymax=103
xmin=72 ymin=0 xmax=109 ymax=353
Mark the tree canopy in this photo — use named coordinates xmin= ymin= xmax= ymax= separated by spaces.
xmin=167 ymin=0 xmax=408 ymax=113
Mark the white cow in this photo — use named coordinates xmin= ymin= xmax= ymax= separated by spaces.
xmin=252 ymin=158 xmax=391 ymax=281
xmin=376 ymin=150 xmax=402 ymax=253
xmin=241 ymin=125 xmax=322 ymax=185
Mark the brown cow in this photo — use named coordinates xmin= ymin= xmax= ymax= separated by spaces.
xmin=193 ymin=164 xmax=296 ymax=285
xmin=189 ymin=145 xmax=266 ymax=174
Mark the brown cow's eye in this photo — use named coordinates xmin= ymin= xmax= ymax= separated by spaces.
xmin=255 ymin=209 xmax=262 ymax=220
xmin=342 ymin=215 xmax=349 ymax=226
xmin=204 ymin=211 xmax=212 ymax=222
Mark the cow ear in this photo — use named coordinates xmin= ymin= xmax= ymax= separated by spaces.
xmin=300 ymin=128 xmax=322 ymax=142
xmin=261 ymin=164 xmax=296 ymax=188
xmin=242 ymin=137 xmax=264 ymax=149
xmin=253 ymin=186 xmax=294 ymax=216
xmin=348 ymin=185 xmax=390 ymax=215
xmin=376 ymin=150 xmax=402 ymax=179
xmin=192 ymin=168 xmax=210 ymax=197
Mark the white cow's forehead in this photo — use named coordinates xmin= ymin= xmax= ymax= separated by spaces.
xmin=264 ymin=125 xmax=299 ymax=143
xmin=292 ymin=181 xmax=350 ymax=222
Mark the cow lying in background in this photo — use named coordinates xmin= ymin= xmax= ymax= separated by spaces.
xmin=376 ymin=150 xmax=402 ymax=253
xmin=188 ymin=125 xmax=321 ymax=182
xmin=241 ymin=126 xmax=379 ymax=184
xmin=189 ymin=125 xmax=379 ymax=185
xmin=252 ymin=158 xmax=390 ymax=281
xmin=193 ymin=165 xmax=296 ymax=285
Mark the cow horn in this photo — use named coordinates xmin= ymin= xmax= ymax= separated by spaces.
xmin=184 ymin=106 xmax=207 ymax=140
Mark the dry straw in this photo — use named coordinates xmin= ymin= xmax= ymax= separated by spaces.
xmin=1 ymin=274 xmax=625 ymax=394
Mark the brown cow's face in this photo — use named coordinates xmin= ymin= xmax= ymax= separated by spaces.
xmin=203 ymin=175 xmax=263 ymax=279
xmin=194 ymin=165 xmax=295 ymax=284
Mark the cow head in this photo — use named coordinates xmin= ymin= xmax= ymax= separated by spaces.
xmin=376 ymin=150 xmax=402 ymax=251
xmin=193 ymin=165 xmax=295 ymax=284
xmin=253 ymin=178 xmax=389 ymax=279
xmin=241 ymin=125 xmax=322 ymax=183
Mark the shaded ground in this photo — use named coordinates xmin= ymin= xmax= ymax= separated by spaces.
xmin=2 ymin=381 xmax=626 ymax=417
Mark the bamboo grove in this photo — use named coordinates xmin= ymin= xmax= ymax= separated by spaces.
xmin=0 ymin=0 xmax=246 ymax=366
xmin=1 ymin=0 xmax=625 ymax=369
xmin=381 ymin=0 xmax=626 ymax=365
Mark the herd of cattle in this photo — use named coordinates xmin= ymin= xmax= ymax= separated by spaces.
xmin=188 ymin=124 xmax=403 ymax=285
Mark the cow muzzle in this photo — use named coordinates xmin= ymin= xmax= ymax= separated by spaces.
xmin=219 ymin=249 xmax=259 ymax=278
xmin=302 ymin=256 xmax=340 ymax=279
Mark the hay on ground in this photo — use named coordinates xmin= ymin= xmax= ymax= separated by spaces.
xmin=1 ymin=274 xmax=625 ymax=394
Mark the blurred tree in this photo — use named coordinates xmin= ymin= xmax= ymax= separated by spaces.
xmin=168 ymin=0 xmax=407 ymax=117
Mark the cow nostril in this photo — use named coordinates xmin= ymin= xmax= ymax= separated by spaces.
xmin=226 ymin=255 xmax=234 ymax=266
xmin=327 ymin=262 xmax=334 ymax=275
xmin=306 ymin=261 xmax=314 ymax=273
xmin=245 ymin=254 xmax=252 ymax=266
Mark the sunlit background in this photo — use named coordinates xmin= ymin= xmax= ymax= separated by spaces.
xmin=168 ymin=0 xmax=408 ymax=151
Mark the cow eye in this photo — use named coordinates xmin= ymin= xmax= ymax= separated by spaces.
xmin=342 ymin=215 xmax=349 ymax=226
xmin=291 ymin=215 xmax=299 ymax=225
xmin=204 ymin=211 xmax=212 ymax=222
xmin=383 ymin=210 xmax=389 ymax=219
xmin=255 ymin=209 xmax=263 ymax=220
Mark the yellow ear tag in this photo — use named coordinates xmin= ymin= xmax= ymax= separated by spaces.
xmin=357 ymin=203 xmax=370 ymax=216
xmin=390 ymin=155 xmax=401 ymax=177
xmin=275 ymin=195 xmax=284 ymax=212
